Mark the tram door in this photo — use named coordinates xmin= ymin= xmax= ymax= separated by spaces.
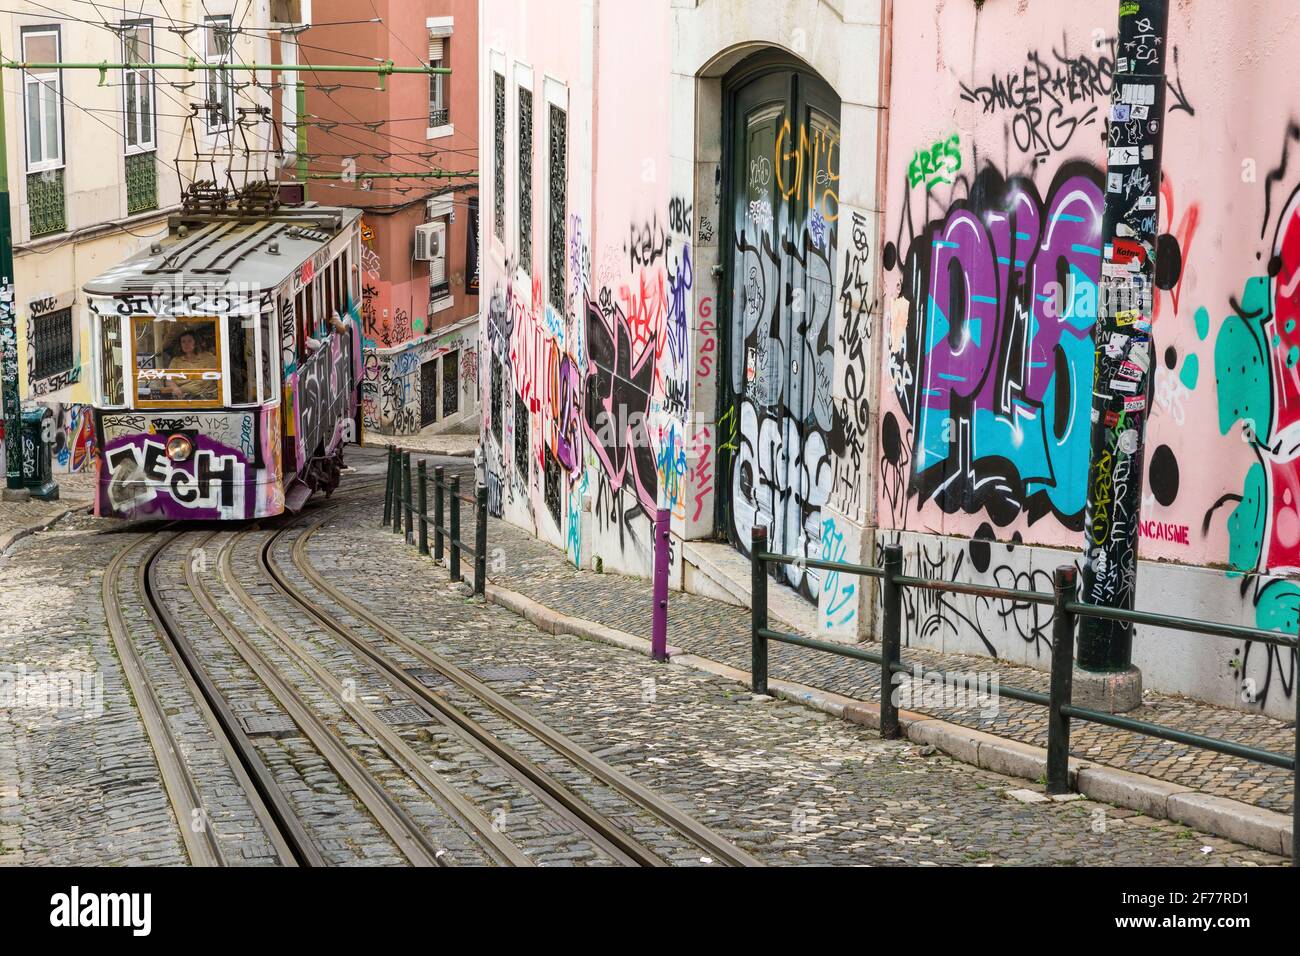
xmin=722 ymin=57 xmax=841 ymax=601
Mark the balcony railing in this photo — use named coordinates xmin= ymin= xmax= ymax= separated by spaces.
xmin=429 ymin=107 xmax=450 ymax=128
xmin=27 ymin=169 xmax=66 ymax=238
xmin=126 ymin=152 xmax=159 ymax=215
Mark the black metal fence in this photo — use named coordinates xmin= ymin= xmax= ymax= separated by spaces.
xmin=382 ymin=446 xmax=488 ymax=596
xmin=748 ymin=526 xmax=1298 ymax=865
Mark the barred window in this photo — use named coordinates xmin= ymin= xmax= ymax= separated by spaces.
xmin=518 ymin=86 xmax=533 ymax=274
xmin=31 ymin=307 xmax=74 ymax=382
xmin=548 ymin=104 xmax=568 ymax=311
xmin=493 ymin=73 xmax=505 ymax=242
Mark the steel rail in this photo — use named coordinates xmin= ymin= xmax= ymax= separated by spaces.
xmin=102 ymin=532 xmax=227 ymax=867
xmin=172 ymin=530 xmax=444 ymax=868
xmin=225 ymin=526 xmax=532 ymax=867
xmin=141 ymin=533 xmax=320 ymax=865
xmin=265 ymin=522 xmax=654 ymax=867
xmin=288 ymin=518 xmax=765 ymax=868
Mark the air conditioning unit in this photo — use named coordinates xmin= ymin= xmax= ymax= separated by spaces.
xmin=414 ymin=222 xmax=445 ymax=262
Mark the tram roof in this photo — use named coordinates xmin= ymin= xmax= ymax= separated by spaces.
xmin=83 ymin=204 xmax=363 ymax=298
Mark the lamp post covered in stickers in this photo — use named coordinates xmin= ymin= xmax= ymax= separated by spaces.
xmin=1078 ymin=0 xmax=1171 ymax=712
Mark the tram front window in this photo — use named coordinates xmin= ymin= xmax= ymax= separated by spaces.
xmin=133 ymin=316 xmax=222 ymax=406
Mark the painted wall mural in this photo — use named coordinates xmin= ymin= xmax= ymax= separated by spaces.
xmin=881 ymin=0 xmax=1296 ymax=718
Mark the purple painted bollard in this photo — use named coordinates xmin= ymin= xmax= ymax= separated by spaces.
xmin=652 ymin=508 xmax=671 ymax=663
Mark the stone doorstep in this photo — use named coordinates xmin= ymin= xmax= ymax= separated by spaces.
xmin=682 ymin=540 xmax=824 ymax=640
xmin=481 ymin=581 xmax=1294 ymax=860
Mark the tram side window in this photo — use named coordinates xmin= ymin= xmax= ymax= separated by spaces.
xmin=132 ymin=317 xmax=221 ymax=406
xmin=229 ymin=315 xmax=258 ymax=406
xmin=98 ymin=313 xmax=125 ymax=406
xmin=297 ymin=288 xmax=312 ymax=350
xmin=261 ymin=311 xmax=277 ymax=402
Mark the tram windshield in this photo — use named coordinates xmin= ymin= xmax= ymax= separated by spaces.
xmin=132 ymin=316 xmax=222 ymax=406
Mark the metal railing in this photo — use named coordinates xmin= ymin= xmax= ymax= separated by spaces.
xmin=748 ymin=526 xmax=1298 ymax=865
xmin=382 ymin=447 xmax=488 ymax=595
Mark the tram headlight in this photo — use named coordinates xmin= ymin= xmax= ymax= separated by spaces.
xmin=165 ymin=434 xmax=194 ymax=463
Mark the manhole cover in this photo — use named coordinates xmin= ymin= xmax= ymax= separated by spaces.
xmin=241 ymin=714 xmax=298 ymax=738
xmin=407 ymin=668 xmax=451 ymax=689
xmin=468 ymin=665 xmax=539 ymax=683
xmin=375 ymin=705 xmax=435 ymax=727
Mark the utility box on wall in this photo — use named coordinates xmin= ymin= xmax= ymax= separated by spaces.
xmin=21 ymin=407 xmax=59 ymax=501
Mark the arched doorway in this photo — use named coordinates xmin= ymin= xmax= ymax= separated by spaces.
xmin=718 ymin=51 xmax=841 ymax=601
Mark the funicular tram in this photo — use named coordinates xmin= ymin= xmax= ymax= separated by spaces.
xmin=85 ymin=199 xmax=365 ymax=521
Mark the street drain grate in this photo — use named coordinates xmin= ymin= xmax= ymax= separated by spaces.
xmin=240 ymin=715 xmax=298 ymax=738
xmin=375 ymin=705 xmax=435 ymax=727
xmin=468 ymin=665 xmax=540 ymax=683
xmin=407 ymin=668 xmax=452 ymax=689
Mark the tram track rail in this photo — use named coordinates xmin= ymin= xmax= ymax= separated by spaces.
xmin=265 ymin=510 xmax=763 ymax=868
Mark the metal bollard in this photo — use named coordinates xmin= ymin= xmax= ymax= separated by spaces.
xmin=880 ymin=544 xmax=904 ymax=740
xmin=417 ymin=461 xmax=429 ymax=556
xmin=449 ymin=476 xmax=462 ymax=582
xmin=382 ymin=446 xmax=395 ymax=526
xmin=751 ymin=526 xmax=769 ymax=696
xmin=403 ymin=452 xmax=414 ymax=545
xmin=1046 ymin=565 xmax=1078 ymax=796
xmin=434 ymin=466 xmax=446 ymax=562
xmin=475 ymin=483 xmax=488 ymax=596
xmin=392 ymin=448 xmax=404 ymax=534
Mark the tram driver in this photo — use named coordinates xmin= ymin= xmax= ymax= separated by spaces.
xmin=164 ymin=329 xmax=220 ymax=401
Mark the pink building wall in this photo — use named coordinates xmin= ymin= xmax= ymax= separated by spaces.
xmin=879 ymin=0 xmax=1299 ymax=716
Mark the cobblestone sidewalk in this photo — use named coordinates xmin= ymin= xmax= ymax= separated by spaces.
xmin=0 ymin=473 xmax=96 ymax=553
xmin=407 ymin=457 xmax=1296 ymax=824
xmin=336 ymin=499 xmax=1282 ymax=865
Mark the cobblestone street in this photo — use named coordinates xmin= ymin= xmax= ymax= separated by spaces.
xmin=0 ymin=458 xmax=1285 ymax=866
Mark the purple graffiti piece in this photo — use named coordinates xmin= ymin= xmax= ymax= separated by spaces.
xmin=98 ymin=432 xmax=254 ymax=521
xmin=1028 ymin=175 xmax=1105 ymax=392
xmin=924 ymin=209 xmax=1001 ymax=408
xmin=582 ymin=293 xmax=658 ymax=513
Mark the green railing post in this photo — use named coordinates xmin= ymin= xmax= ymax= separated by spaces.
xmin=434 ymin=465 xmax=446 ymax=562
xmin=403 ymin=452 xmax=414 ymax=545
xmin=417 ymin=460 xmax=429 ymax=557
xmin=382 ymin=446 xmax=395 ymax=527
xmin=751 ymin=526 xmax=769 ymax=696
xmin=881 ymin=544 xmax=904 ymax=740
xmin=475 ymin=483 xmax=488 ymax=596
xmin=392 ymin=447 xmax=404 ymax=534
xmin=1047 ymin=565 xmax=1079 ymax=795
xmin=450 ymin=476 xmax=462 ymax=583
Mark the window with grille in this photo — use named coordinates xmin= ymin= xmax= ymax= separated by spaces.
xmin=204 ymin=16 xmax=234 ymax=132
xmin=548 ymin=104 xmax=568 ymax=311
xmin=428 ymin=33 xmax=450 ymax=127
xmin=122 ymin=21 xmax=156 ymax=152
xmin=493 ymin=73 xmax=505 ymax=243
xmin=31 ymin=307 xmax=74 ymax=382
xmin=518 ymin=86 xmax=533 ymax=274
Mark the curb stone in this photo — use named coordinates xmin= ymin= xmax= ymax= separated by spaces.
xmin=480 ymin=582 xmax=1293 ymax=860
xmin=0 ymin=505 xmax=91 ymax=557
